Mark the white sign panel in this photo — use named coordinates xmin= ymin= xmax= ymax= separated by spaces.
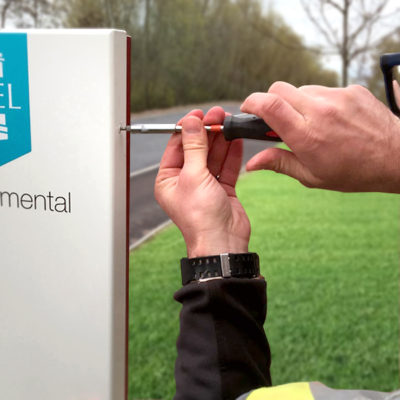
xmin=0 ymin=30 xmax=129 ymax=400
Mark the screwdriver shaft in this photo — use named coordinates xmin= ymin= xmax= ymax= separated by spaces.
xmin=123 ymin=124 xmax=223 ymax=134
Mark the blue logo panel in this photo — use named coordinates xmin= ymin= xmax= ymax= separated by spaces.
xmin=0 ymin=33 xmax=31 ymax=167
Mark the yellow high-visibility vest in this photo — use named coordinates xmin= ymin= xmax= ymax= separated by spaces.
xmin=247 ymin=383 xmax=312 ymax=400
xmin=238 ymin=382 xmax=400 ymax=400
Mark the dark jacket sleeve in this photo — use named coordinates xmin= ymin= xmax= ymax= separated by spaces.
xmin=173 ymin=277 xmax=272 ymax=400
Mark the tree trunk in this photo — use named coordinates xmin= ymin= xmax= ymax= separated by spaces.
xmin=104 ymin=0 xmax=114 ymax=26
xmin=33 ymin=0 xmax=39 ymax=28
xmin=1 ymin=0 xmax=12 ymax=28
xmin=143 ymin=0 xmax=151 ymax=107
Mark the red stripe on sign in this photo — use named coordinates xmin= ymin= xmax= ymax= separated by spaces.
xmin=124 ymin=35 xmax=131 ymax=400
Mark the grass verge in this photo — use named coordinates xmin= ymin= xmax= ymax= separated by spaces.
xmin=129 ymin=170 xmax=399 ymax=399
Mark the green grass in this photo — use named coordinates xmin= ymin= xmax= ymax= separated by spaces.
xmin=129 ymin=171 xmax=399 ymax=399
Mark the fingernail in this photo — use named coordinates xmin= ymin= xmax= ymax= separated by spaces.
xmin=183 ymin=116 xmax=202 ymax=134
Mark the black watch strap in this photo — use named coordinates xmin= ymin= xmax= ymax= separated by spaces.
xmin=180 ymin=252 xmax=260 ymax=285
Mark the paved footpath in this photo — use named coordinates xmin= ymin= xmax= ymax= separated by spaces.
xmin=130 ymin=102 xmax=276 ymax=248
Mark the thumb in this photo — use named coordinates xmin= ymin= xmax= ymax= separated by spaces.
xmin=246 ymin=148 xmax=315 ymax=186
xmin=182 ymin=116 xmax=208 ymax=171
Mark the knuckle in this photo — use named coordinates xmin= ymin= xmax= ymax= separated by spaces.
xmin=153 ymin=183 xmax=163 ymax=205
xmin=154 ymin=175 xmax=163 ymax=198
xmin=315 ymin=102 xmax=338 ymax=120
xmin=296 ymin=123 xmax=323 ymax=154
xmin=275 ymin=157 xmax=286 ymax=174
xmin=345 ymin=84 xmax=370 ymax=101
xmin=300 ymin=179 xmax=316 ymax=189
xmin=268 ymin=81 xmax=287 ymax=94
xmin=154 ymin=171 xmax=170 ymax=200
xmin=347 ymin=84 xmax=367 ymax=93
xmin=265 ymin=93 xmax=285 ymax=115
xmin=298 ymin=84 xmax=313 ymax=92
xmin=182 ymin=142 xmax=208 ymax=153
xmin=300 ymin=171 xmax=325 ymax=189
xmin=242 ymin=92 xmax=263 ymax=109
xmin=339 ymin=85 xmax=370 ymax=114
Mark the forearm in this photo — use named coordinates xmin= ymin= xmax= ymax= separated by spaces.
xmin=173 ymin=278 xmax=271 ymax=400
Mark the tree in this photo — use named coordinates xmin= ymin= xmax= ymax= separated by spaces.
xmin=64 ymin=0 xmax=107 ymax=27
xmin=0 ymin=0 xmax=13 ymax=27
xmin=301 ymin=0 xmax=400 ymax=86
xmin=0 ymin=0 xmax=61 ymax=27
xmin=63 ymin=0 xmax=338 ymax=111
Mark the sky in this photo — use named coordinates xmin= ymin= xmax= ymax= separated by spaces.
xmin=261 ymin=0 xmax=400 ymax=81
xmin=264 ymin=0 xmax=313 ymax=39
xmin=262 ymin=0 xmax=342 ymax=74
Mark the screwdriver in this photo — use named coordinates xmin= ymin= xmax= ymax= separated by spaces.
xmin=121 ymin=113 xmax=282 ymax=142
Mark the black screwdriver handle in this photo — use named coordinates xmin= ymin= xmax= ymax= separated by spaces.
xmin=223 ymin=113 xmax=282 ymax=142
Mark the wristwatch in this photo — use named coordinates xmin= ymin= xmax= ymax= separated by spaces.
xmin=180 ymin=252 xmax=260 ymax=285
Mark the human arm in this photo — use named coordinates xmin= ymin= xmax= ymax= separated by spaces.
xmin=154 ymin=107 xmax=271 ymax=399
xmin=241 ymin=82 xmax=400 ymax=193
xmin=173 ymin=277 xmax=271 ymax=400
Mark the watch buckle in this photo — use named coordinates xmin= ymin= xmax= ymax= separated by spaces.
xmin=220 ymin=253 xmax=231 ymax=278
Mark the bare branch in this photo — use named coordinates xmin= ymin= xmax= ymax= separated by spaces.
xmin=370 ymin=25 xmax=400 ymax=48
xmin=319 ymin=0 xmax=341 ymax=48
xmin=378 ymin=7 xmax=400 ymax=20
xmin=354 ymin=11 xmax=374 ymax=82
xmin=251 ymin=17 xmax=323 ymax=54
xmin=1 ymin=0 xmax=14 ymax=27
xmin=202 ymin=0 xmax=209 ymax=15
xmin=349 ymin=46 xmax=370 ymax=59
xmin=301 ymin=0 xmax=398 ymax=85
xmin=347 ymin=0 xmax=389 ymax=49
xmin=325 ymin=0 xmax=344 ymax=13
xmin=301 ymin=0 xmax=339 ymax=48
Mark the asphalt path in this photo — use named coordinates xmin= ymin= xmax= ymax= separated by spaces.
xmin=130 ymin=102 xmax=276 ymax=248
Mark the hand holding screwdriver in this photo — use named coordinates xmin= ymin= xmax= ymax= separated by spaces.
xmin=242 ymin=83 xmax=400 ymax=193
xmin=154 ymin=107 xmax=251 ymax=258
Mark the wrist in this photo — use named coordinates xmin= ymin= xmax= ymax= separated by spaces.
xmin=185 ymin=233 xmax=249 ymax=258
xmin=180 ymin=252 xmax=260 ymax=285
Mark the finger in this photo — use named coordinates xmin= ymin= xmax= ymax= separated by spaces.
xmin=182 ymin=116 xmax=208 ymax=172
xmin=204 ymin=106 xmax=226 ymax=150
xmin=159 ymin=109 xmax=204 ymax=171
xmin=240 ymin=92 xmax=306 ymax=146
xmin=159 ymin=132 xmax=183 ymax=170
xmin=298 ymin=84 xmax=342 ymax=98
xmin=207 ymin=132 xmax=231 ymax=177
xmin=246 ymin=147 xmax=316 ymax=186
xmin=203 ymin=106 xmax=225 ymax=125
xmin=218 ymin=139 xmax=243 ymax=190
xmin=203 ymin=107 xmax=231 ymax=177
xmin=299 ymin=84 xmax=332 ymax=95
xmin=177 ymin=109 xmax=204 ymax=125
xmin=267 ymin=81 xmax=310 ymax=112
